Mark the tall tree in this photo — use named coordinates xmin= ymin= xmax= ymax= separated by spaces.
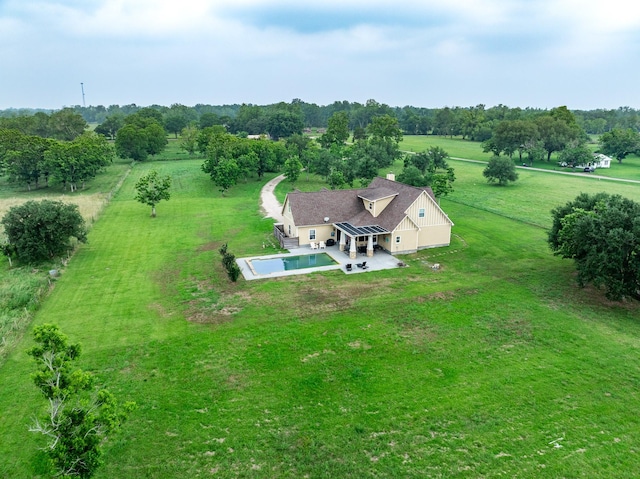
xmin=134 ymin=170 xmax=172 ymax=217
xmin=266 ymin=109 xmax=304 ymax=140
xmin=598 ymin=128 xmax=640 ymax=163
xmin=211 ymin=158 xmax=241 ymax=196
xmin=319 ymin=111 xmax=350 ymax=148
xmin=535 ymin=115 xmax=581 ymax=162
xmin=47 ymin=108 xmax=88 ymax=141
xmin=549 ymin=193 xmax=640 ymax=300
xmin=45 ymin=133 xmax=115 ymax=192
xmin=283 ymin=155 xmax=303 ymax=187
xmin=94 ymin=114 xmax=124 ymax=140
xmin=179 ymin=125 xmax=200 ymax=156
xmin=3 ymin=133 xmax=52 ymax=190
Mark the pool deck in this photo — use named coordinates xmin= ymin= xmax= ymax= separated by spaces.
xmin=237 ymin=245 xmax=404 ymax=281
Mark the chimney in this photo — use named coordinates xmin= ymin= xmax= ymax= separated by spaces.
xmin=386 ymin=172 xmax=395 ymax=181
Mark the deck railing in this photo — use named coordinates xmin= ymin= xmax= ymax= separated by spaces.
xmin=273 ymin=224 xmax=298 ymax=249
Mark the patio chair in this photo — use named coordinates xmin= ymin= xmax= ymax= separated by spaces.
xmin=310 ymin=242 xmax=318 ymax=249
xmin=346 ymin=263 xmax=352 ymax=271
xmin=356 ymin=261 xmax=367 ymax=269
xmin=319 ymin=241 xmax=326 ymax=249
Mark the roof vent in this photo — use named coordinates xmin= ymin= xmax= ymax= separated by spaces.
xmin=324 ymin=217 xmax=330 ymax=222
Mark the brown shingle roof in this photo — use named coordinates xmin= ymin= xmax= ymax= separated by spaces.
xmin=286 ymin=177 xmax=437 ymax=231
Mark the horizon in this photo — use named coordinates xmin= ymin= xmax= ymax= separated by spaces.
xmin=1 ymin=1 xmax=639 ymax=111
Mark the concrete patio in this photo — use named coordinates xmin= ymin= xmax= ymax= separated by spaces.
xmin=237 ymin=244 xmax=405 ymax=281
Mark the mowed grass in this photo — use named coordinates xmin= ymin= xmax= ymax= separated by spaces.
xmin=0 ymin=158 xmax=133 ymax=360
xmin=401 ymin=135 xmax=640 ymax=181
xmin=1 ymin=159 xmax=640 ymax=477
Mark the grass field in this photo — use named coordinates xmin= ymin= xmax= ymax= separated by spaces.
xmin=400 ymin=135 xmax=640 ymax=181
xmin=1 ymin=155 xmax=640 ymax=478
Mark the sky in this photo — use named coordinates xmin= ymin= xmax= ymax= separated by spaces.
xmin=1 ymin=0 xmax=639 ymax=111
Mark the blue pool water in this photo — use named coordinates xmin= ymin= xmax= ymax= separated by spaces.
xmin=249 ymin=253 xmax=337 ymax=275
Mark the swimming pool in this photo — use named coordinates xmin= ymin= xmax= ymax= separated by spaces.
xmin=248 ymin=253 xmax=338 ymax=275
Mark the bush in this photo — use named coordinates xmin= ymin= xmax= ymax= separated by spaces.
xmin=219 ymin=243 xmax=241 ymax=282
xmin=1 ymin=200 xmax=87 ymax=263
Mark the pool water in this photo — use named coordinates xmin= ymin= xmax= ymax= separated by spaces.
xmin=249 ymin=253 xmax=338 ymax=275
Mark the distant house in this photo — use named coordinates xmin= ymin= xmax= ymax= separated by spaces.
xmin=592 ymin=153 xmax=612 ymax=168
xmin=275 ymin=174 xmax=453 ymax=258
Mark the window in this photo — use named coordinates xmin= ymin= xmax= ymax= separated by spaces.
xmin=419 ymin=208 xmax=425 ymax=218
xmin=395 ymin=236 xmax=401 ymax=244
xmin=288 ymin=203 xmax=291 ymax=213
xmin=288 ymin=224 xmax=291 ymax=235
xmin=309 ymin=229 xmax=316 ymax=240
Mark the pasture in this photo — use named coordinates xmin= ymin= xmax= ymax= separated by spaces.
xmin=400 ymin=136 xmax=640 ymax=181
xmin=1 ymin=151 xmax=640 ymax=478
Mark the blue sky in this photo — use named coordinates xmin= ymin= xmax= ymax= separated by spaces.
xmin=1 ymin=0 xmax=639 ymax=110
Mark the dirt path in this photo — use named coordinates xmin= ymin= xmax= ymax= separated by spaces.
xmin=260 ymin=174 xmax=286 ymax=223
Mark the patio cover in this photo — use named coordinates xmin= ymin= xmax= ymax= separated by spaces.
xmin=334 ymin=222 xmax=389 ymax=236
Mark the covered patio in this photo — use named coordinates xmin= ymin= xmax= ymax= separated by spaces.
xmin=334 ymin=222 xmax=389 ymax=259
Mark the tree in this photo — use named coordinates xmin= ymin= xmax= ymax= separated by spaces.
xmin=483 ymin=156 xmax=519 ymax=185
xmin=283 ymin=155 xmax=303 ymax=187
xmin=94 ymin=114 xmax=124 ymax=140
xmin=266 ymin=109 xmax=304 ymax=140
xmin=1 ymin=200 xmax=87 ymax=263
xmin=211 ymin=158 xmax=241 ymax=196
xmin=134 ymin=170 xmax=172 ymax=217
xmin=3 ymin=133 xmax=52 ymax=190
xmin=326 ymin=168 xmax=346 ymax=190
xmin=558 ymin=145 xmax=593 ymax=168
xmin=319 ymin=111 xmax=350 ymax=148
xmin=163 ymin=104 xmax=193 ymax=138
xmin=366 ymin=114 xmax=403 ymax=168
xmin=47 ymin=108 xmax=88 ymax=141
xmin=178 ymin=125 xmax=199 ymax=156
xmin=399 ymin=147 xmax=456 ymax=199
xmin=548 ymin=193 xmax=640 ymax=300
xmin=44 ymin=133 xmax=114 ymax=192
xmin=28 ymin=324 xmax=134 ymax=478
xmin=599 ymin=128 xmax=640 ymax=163
xmin=114 ymin=124 xmax=149 ymax=161
xmin=535 ymin=115 xmax=581 ymax=161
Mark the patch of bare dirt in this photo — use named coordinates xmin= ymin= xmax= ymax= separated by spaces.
xmin=197 ymin=241 xmax=222 ymax=252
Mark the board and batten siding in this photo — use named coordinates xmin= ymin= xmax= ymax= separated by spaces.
xmin=390 ymin=191 xmax=453 ymax=253
xmin=406 ymin=191 xmax=452 ymax=228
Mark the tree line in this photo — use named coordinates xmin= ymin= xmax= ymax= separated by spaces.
xmin=3 ymin=100 xmax=640 ymax=135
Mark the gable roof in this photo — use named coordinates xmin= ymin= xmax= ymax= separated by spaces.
xmin=284 ymin=177 xmax=449 ymax=232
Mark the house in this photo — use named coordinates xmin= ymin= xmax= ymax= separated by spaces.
xmin=573 ymin=153 xmax=613 ymax=170
xmin=592 ymin=153 xmax=612 ymax=168
xmin=275 ymin=174 xmax=454 ymax=259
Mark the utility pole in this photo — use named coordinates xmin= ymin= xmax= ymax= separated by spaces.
xmin=80 ymin=83 xmax=86 ymax=108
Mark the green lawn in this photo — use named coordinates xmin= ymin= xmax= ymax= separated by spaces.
xmin=1 ymin=158 xmax=640 ymax=478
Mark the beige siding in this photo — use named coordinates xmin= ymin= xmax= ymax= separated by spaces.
xmin=417 ymin=224 xmax=451 ymax=249
xmin=388 ymin=227 xmax=419 ymax=254
xmin=372 ymin=195 xmax=395 ymax=217
xmin=282 ymin=197 xmax=297 ymax=239
xmin=360 ymin=195 xmax=396 ymax=218
xmin=296 ymin=225 xmax=336 ymax=246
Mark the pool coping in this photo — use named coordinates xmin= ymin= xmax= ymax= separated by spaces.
xmin=236 ymin=249 xmax=344 ymax=281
